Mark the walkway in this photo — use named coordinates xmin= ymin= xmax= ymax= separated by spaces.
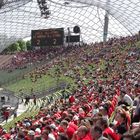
xmin=0 ymin=100 xmax=27 ymax=126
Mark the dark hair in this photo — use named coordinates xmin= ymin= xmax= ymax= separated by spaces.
xmin=61 ymin=120 xmax=69 ymax=126
xmin=18 ymin=132 xmax=25 ymax=139
xmin=94 ymin=104 xmax=98 ymax=109
xmin=93 ymin=126 xmax=102 ymax=135
xmin=65 ymin=117 xmax=71 ymax=122
xmin=98 ymin=117 xmax=108 ymax=128
xmin=45 ymin=126 xmax=52 ymax=133
xmin=58 ymin=133 xmax=69 ymax=140
xmin=34 ymin=135 xmax=42 ymax=140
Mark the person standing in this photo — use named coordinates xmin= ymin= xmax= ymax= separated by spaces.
xmin=33 ymin=94 xmax=37 ymax=105
xmin=13 ymin=110 xmax=17 ymax=119
xmin=3 ymin=109 xmax=9 ymax=123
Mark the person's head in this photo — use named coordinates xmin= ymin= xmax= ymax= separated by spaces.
xmin=79 ymin=108 xmax=85 ymax=114
xmin=50 ymin=123 xmax=57 ymax=131
xmin=17 ymin=132 xmax=25 ymax=139
xmin=57 ymin=133 xmax=69 ymax=140
xmin=64 ymin=117 xmax=71 ymax=123
xmin=34 ymin=135 xmax=42 ymax=140
xmin=115 ymin=112 xmax=126 ymax=123
xmin=122 ymin=132 xmax=134 ymax=140
xmin=80 ymin=119 xmax=92 ymax=129
xmin=45 ymin=125 xmax=52 ymax=134
xmin=93 ymin=104 xmax=98 ymax=109
xmin=96 ymin=117 xmax=108 ymax=130
xmin=77 ymin=126 xmax=88 ymax=138
xmin=28 ymin=130 xmax=35 ymax=139
xmin=99 ymin=106 xmax=108 ymax=116
xmin=42 ymin=130 xmax=48 ymax=139
xmin=90 ymin=126 xmax=103 ymax=140
xmin=120 ymin=91 xmax=126 ymax=99
xmin=60 ymin=120 xmax=69 ymax=130
xmin=92 ymin=117 xmax=101 ymax=126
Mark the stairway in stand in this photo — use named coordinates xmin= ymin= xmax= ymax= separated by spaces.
xmin=0 ymin=55 xmax=14 ymax=69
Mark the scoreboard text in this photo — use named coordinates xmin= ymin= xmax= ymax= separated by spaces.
xmin=31 ymin=28 xmax=64 ymax=46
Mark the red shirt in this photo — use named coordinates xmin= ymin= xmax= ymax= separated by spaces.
xmin=69 ymin=122 xmax=78 ymax=131
xmin=4 ymin=111 xmax=9 ymax=118
xmin=108 ymin=107 xmax=113 ymax=117
xmin=0 ymin=128 xmax=3 ymax=136
xmin=69 ymin=96 xmax=75 ymax=103
xmin=78 ymin=133 xmax=92 ymax=140
xmin=66 ymin=126 xmax=76 ymax=139
xmin=3 ymin=133 xmax=11 ymax=140
xmin=58 ymin=126 xmax=64 ymax=133
xmin=103 ymin=127 xmax=120 ymax=140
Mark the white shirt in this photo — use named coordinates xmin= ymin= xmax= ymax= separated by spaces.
xmin=48 ymin=133 xmax=56 ymax=140
xmin=98 ymin=135 xmax=109 ymax=140
xmin=123 ymin=94 xmax=133 ymax=106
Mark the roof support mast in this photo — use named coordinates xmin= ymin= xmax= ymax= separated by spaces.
xmin=103 ymin=0 xmax=110 ymax=43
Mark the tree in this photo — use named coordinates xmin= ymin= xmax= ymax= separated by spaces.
xmin=11 ymin=42 xmax=21 ymax=52
xmin=18 ymin=40 xmax=27 ymax=51
xmin=26 ymin=40 xmax=32 ymax=50
xmin=16 ymin=42 xmax=21 ymax=52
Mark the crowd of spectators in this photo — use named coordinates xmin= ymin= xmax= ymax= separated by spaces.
xmin=0 ymin=34 xmax=139 ymax=140
xmin=1 ymin=46 xmax=75 ymax=71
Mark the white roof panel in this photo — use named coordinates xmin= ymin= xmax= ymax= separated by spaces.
xmin=0 ymin=0 xmax=139 ymax=51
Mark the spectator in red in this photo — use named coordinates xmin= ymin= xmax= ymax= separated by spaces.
xmin=69 ymin=95 xmax=75 ymax=104
xmin=42 ymin=130 xmax=49 ymax=140
xmin=98 ymin=106 xmax=109 ymax=120
xmin=114 ymin=111 xmax=128 ymax=137
xmin=65 ymin=117 xmax=78 ymax=131
xmin=96 ymin=117 xmax=119 ymax=140
xmin=45 ymin=126 xmax=56 ymax=140
xmin=0 ymin=125 xmax=3 ymax=136
xmin=27 ymin=130 xmax=35 ymax=140
xmin=60 ymin=120 xmax=76 ymax=139
xmin=76 ymin=126 xmax=91 ymax=140
xmin=3 ymin=110 xmax=9 ymax=123
xmin=91 ymin=126 xmax=109 ymax=140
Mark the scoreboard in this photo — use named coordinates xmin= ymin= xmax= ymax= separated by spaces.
xmin=66 ymin=35 xmax=80 ymax=43
xmin=31 ymin=28 xmax=64 ymax=46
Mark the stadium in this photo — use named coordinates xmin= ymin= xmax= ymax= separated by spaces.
xmin=0 ymin=0 xmax=140 ymax=139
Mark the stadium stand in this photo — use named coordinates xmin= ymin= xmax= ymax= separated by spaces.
xmin=0 ymin=34 xmax=139 ymax=140
xmin=0 ymin=1 xmax=140 ymax=140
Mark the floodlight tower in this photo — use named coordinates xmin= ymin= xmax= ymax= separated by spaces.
xmin=0 ymin=0 xmax=4 ymax=9
xmin=37 ymin=0 xmax=50 ymax=18
xmin=103 ymin=0 xmax=110 ymax=43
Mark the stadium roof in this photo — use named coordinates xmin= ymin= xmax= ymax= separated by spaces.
xmin=0 ymin=0 xmax=139 ymax=52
